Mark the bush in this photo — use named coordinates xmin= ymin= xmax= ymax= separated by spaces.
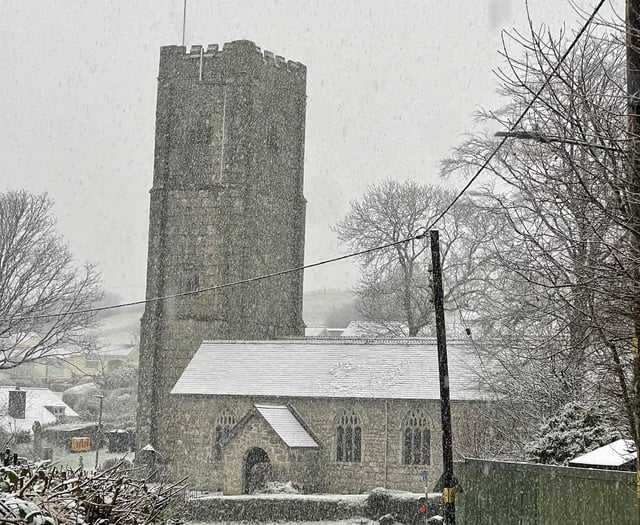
xmin=100 ymin=457 xmax=133 ymax=472
xmin=0 ymin=456 xmax=185 ymax=524
xmin=13 ymin=431 xmax=31 ymax=445
xmin=365 ymin=488 xmax=442 ymax=525
xmin=103 ymin=365 xmax=138 ymax=390
xmin=526 ymin=400 xmax=625 ymax=464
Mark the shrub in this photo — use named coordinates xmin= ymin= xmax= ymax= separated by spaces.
xmin=526 ymin=400 xmax=625 ymax=464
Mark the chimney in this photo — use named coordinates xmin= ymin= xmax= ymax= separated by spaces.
xmin=8 ymin=389 xmax=26 ymax=419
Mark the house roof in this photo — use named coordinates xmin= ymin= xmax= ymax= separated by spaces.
xmin=341 ymin=321 xmax=410 ymax=337
xmin=42 ymin=421 xmax=96 ymax=433
xmin=95 ymin=344 xmax=137 ymax=358
xmin=255 ymin=405 xmax=319 ymax=448
xmin=304 ymin=327 xmax=328 ymax=337
xmin=171 ymin=338 xmax=488 ymax=401
xmin=0 ymin=387 xmax=79 ymax=432
xmin=569 ymin=439 xmax=636 ymax=468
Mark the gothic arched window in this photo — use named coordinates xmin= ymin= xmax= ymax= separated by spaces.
xmin=213 ymin=410 xmax=237 ymax=461
xmin=336 ymin=409 xmax=362 ymax=462
xmin=402 ymin=410 xmax=431 ymax=465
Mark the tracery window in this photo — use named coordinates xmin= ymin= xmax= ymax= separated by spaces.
xmin=402 ymin=411 xmax=431 ymax=465
xmin=213 ymin=410 xmax=237 ymax=461
xmin=336 ymin=409 xmax=362 ymax=462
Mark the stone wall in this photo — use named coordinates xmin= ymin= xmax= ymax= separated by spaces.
xmin=170 ymin=394 xmax=477 ymax=494
xmin=221 ymin=412 xmax=293 ymax=494
xmin=137 ymin=39 xmax=307 ymax=456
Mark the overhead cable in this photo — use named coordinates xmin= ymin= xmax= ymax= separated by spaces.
xmin=0 ymin=0 xmax=606 ymax=323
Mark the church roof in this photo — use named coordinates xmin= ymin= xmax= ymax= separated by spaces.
xmin=255 ymin=405 xmax=319 ymax=448
xmin=171 ymin=338 xmax=488 ymax=401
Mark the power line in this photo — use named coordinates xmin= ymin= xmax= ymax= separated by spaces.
xmin=1 ymin=235 xmax=417 ymax=322
xmin=0 ymin=0 xmax=606 ymax=324
xmin=416 ymin=0 xmax=607 ymax=237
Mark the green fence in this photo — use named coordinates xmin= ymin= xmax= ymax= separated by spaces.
xmin=456 ymin=458 xmax=636 ymax=524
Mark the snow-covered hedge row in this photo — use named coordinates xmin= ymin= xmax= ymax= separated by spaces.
xmin=0 ymin=458 xmax=186 ymax=524
xmin=185 ymin=489 xmax=442 ymax=524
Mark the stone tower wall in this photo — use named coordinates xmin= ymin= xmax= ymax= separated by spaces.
xmin=137 ymin=41 xmax=307 ymax=457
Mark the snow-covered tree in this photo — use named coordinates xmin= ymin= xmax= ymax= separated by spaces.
xmin=526 ymin=401 xmax=624 ymax=465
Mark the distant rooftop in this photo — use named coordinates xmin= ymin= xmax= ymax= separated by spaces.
xmin=569 ymin=439 xmax=636 ymax=468
xmin=0 ymin=387 xmax=78 ymax=432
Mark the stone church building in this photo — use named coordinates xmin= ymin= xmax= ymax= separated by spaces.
xmin=135 ymin=39 xmax=488 ymax=494
xmin=168 ymin=338 xmax=487 ymax=494
xmin=136 ymin=40 xmax=307 ymax=457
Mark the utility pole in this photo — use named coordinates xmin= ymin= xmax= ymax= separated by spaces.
xmin=94 ymin=394 xmax=104 ymax=470
xmin=627 ymin=0 xmax=640 ymax=509
xmin=430 ymin=230 xmax=455 ymax=525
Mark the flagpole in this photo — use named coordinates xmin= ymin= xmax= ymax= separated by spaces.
xmin=182 ymin=0 xmax=187 ymax=46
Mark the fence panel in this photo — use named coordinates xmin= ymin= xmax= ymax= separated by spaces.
xmin=456 ymin=458 xmax=636 ymax=525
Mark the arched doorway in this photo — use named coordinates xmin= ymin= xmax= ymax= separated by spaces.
xmin=243 ymin=447 xmax=270 ymax=494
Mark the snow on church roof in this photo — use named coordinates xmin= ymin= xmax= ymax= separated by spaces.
xmin=171 ymin=338 xmax=488 ymax=401
xmin=255 ymin=405 xmax=318 ymax=448
xmin=569 ymin=439 xmax=636 ymax=468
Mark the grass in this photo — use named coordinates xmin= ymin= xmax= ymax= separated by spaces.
xmin=50 ymin=447 xmax=134 ymax=470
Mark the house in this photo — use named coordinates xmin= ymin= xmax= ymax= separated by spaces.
xmin=165 ymin=338 xmax=489 ymax=494
xmin=41 ymin=421 xmax=99 ymax=451
xmin=568 ymin=439 xmax=636 ymax=471
xmin=341 ymin=321 xmax=411 ymax=337
xmin=340 ymin=319 xmax=474 ymax=339
xmin=304 ymin=327 xmax=329 ymax=337
xmin=1 ymin=306 xmax=141 ymax=386
xmin=304 ymin=327 xmax=345 ymax=337
xmin=0 ymin=387 xmax=79 ymax=434
xmin=3 ymin=344 xmax=138 ymax=385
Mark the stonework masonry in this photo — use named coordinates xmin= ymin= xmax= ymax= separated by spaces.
xmin=136 ymin=40 xmax=307 ymax=460
xmin=168 ymin=394 xmax=477 ymax=494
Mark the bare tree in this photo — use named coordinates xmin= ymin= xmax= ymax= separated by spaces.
xmin=0 ymin=191 xmax=102 ymax=368
xmin=335 ymin=180 xmax=494 ymax=336
xmin=441 ymin=16 xmax=636 ymax=452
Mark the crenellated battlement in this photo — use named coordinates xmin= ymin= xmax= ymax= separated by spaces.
xmin=159 ymin=39 xmax=306 ymax=81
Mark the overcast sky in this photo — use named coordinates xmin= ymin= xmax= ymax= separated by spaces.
xmin=0 ymin=0 xmax=622 ymax=303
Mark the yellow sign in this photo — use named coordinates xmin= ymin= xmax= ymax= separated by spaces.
xmin=443 ymin=487 xmax=455 ymax=503
xmin=70 ymin=436 xmax=91 ymax=452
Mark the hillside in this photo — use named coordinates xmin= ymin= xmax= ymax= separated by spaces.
xmin=302 ymin=289 xmax=352 ymax=327
xmin=92 ymin=290 xmax=352 ymax=344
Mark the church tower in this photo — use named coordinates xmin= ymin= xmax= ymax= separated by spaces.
xmin=136 ymin=41 xmax=307 ymax=455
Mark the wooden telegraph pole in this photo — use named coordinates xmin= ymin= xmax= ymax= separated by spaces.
xmin=430 ymin=230 xmax=455 ymax=525
xmin=627 ymin=0 xmax=640 ymax=510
